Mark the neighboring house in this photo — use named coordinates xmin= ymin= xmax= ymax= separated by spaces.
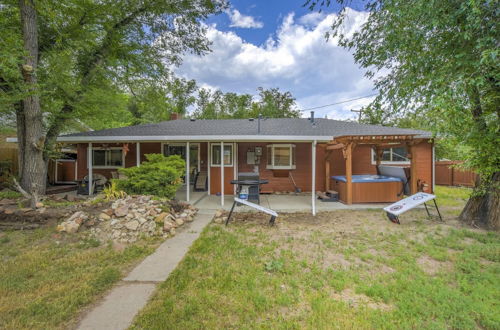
xmin=54 ymin=114 xmax=435 ymax=213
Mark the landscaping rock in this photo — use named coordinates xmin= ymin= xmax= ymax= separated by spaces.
xmin=125 ymin=220 xmax=140 ymax=231
xmin=155 ymin=212 xmax=168 ymax=223
xmin=114 ymin=205 xmax=128 ymax=217
xmin=99 ymin=213 xmax=111 ymax=221
xmin=65 ymin=195 xmax=200 ymax=244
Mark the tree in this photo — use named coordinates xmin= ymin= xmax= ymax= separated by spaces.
xmin=0 ymin=0 xmax=226 ymax=205
xmin=15 ymin=0 xmax=45 ymax=207
xmin=125 ymin=76 xmax=197 ymax=124
xmin=192 ymin=87 xmax=300 ymax=119
xmin=307 ymin=0 xmax=499 ymax=229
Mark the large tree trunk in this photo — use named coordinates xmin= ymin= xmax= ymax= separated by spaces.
xmin=459 ymin=172 xmax=500 ymax=230
xmin=18 ymin=0 xmax=46 ymax=207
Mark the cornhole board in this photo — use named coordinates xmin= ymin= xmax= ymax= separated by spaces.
xmin=383 ymin=192 xmax=442 ymax=224
xmin=226 ymin=197 xmax=278 ymax=225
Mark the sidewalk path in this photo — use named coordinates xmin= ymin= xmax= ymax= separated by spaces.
xmin=77 ymin=209 xmax=215 ymax=330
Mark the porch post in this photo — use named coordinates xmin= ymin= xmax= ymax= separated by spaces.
xmin=88 ymin=142 xmax=93 ymax=195
xmin=311 ymin=140 xmax=317 ymax=216
xmin=432 ymin=143 xmax=435 ymax=193
xmin=325 ymin=152 xmax=331 ymax=191
xmin=220 ymin=141 xmax=224 ymax=206
xmin=207 ymin=143 xmax=211 ymax=195
xmin=345 ymin=143 xmax=353 ymax=205
xmin=233 ymin=143 xmax=237 ymax=195
xmin=409 ymin=144 xmax=418 ymax=194
xmin=136 ymin=142 xmax=140 ymax=167
xmin=186 ymin=141 xmax=190 ymax=202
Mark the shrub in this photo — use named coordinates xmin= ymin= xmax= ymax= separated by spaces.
xmin=102 ymin=181 xmax=126 ymax=201
xmin=115 ymin=154 xmax=185 ymax=198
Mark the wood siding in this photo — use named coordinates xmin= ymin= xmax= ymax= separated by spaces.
xmin=328 ymin=141 xmax=433 ymax=194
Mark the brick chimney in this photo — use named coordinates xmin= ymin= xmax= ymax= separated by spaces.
xmin=170 ymin=112 xmax=181 ymax=120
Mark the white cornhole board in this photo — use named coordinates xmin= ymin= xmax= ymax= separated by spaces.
xmin=234 ymin=197 xmax=278 ymax=217
xmin=384 ymin=192 xmax=436 ymax=216
xmin=226 ymin=197 xmax=278 ymax=225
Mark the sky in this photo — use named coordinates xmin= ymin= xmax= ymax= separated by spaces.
xmin=175 ymin=0 xmax=374 ymax=120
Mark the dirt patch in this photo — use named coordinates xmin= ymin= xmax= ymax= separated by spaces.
xmin=417 ymin=255 xmax=453 ymax=275
xmin=330 ymin=288 xmax=394 ymax=311
xmin=0 ymin=197 xmax=112 ymax=230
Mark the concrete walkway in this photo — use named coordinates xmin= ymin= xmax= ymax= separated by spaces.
xmin=77 ymin=209 xmax=215 ymax=330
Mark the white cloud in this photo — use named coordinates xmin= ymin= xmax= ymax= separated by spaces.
xmin=176 ymin=8 xmax=374 ymax=120
xmin=226 ymin=9 xmax=264 ymax=29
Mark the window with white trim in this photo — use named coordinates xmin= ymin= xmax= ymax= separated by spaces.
xmin=211 ymin=144 xmax=233 ymax=166
xmin=92 ymin=148 xmax=123 ymax=168
xmin=266 ymin=144 xmax=296 ymax=169
xmin=371 ymin=147 xmax=409 ymax=164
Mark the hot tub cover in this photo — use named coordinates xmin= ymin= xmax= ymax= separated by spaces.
xmin=331 ymin=175 xmax=402 ymax=183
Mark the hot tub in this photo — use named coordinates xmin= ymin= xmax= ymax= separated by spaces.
xmin=331 ymin=175 xmax=403 ymax=203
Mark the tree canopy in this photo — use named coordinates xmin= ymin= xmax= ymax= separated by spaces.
xmin=192 ymin=87 xmax=301 ymax=119
xmin=307 ymin=0 xmax=499 ymax=227
xmin=0 ymin=0 xmax=226 ymax=143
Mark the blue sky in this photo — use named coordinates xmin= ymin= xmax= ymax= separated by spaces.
xmin=175 ymin=0 xmax=374 ymax=120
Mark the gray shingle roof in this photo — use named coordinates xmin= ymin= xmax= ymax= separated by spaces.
xmin=59 ymin=118 xmax=431 ymax=141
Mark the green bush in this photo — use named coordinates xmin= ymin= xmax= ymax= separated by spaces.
xmin=115 ymin=154 xmax=185 ymax=198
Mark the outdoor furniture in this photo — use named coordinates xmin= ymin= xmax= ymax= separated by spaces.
xmin=77 ymin=178 xmax=98 ymax=195
xmin=384 ymin=192 xmax=443 ymax=224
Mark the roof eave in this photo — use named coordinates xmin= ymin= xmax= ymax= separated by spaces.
xmin=55 ymin=135 xmax=333 ymax=143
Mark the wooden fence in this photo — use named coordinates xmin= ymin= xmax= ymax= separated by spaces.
xmin=0 ymin=148 xmax=18 ymax=185
xmin=435 ymin=161 xmax=477 ymax=187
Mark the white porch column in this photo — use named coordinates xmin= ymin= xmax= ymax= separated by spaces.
xmin=207 ymin=143 xmax=211 ymax=195
xmin=432 ymin=144 xmax=435 ymax=193
xmin=186 ymin=141 xmax=190 ymax=202
xmin=233 ymin=143 xmax=237 ymax=195
xmin=88 ymin=142 xmax=93 ymax=195
xmin=220 ymin=141 xmax=224 ymax=206
xmin=136 ymin=142 xmax=141 ymax=167
xmin=311 ymin=140 xmax=317 ymax=216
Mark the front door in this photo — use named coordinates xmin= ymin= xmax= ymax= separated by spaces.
xmin=209 ymin=143 xmax=236 ymax=195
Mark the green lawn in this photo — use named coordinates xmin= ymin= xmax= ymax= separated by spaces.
xmin=0 ymin=227 xmax=160 ymax=329
xmin=132 ymin=188 xmax=499 ymax=329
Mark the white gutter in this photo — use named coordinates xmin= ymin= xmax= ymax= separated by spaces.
xmin=38 ymin=135 xmax=333 ymax=143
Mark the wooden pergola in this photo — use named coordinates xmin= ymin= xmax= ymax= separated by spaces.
xmin=325 ymin=134 xmax=424 ymax=204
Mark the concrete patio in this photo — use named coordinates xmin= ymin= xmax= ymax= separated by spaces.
xmin=176 ymin=185 xmax=389 ymax=213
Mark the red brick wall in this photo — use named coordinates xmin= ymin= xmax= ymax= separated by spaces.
xmin=75 ymin=140 xmax=433 ymax=193
xmin=236 ymin=142 xmax=325 ymax=193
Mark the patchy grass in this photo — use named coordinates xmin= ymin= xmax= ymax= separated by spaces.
xmin=0 ymin=190 xmax=22 ymax=199
xmin=434 ymin=185 xmax=472 ymax=207
xmin=132 ymin=200 xmax=499 ymax=329
xmin=0 ymin=227 xmax=160 ymax=329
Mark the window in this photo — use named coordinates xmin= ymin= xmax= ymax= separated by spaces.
xmin=211 ymin=144 xmax=233 ymax=166
xmin=371 ymin=147 xmax=409 ymax=164
xmin=266 ymin=144 xmax=296 ymax=169
xmin=92 ymin=149 xmax=123 ymax=168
